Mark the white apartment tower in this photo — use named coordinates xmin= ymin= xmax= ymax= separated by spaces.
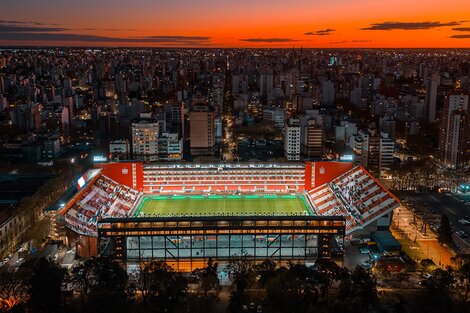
xmin=131 ymin=117 xmax=159 ymax=161
xmin=284 ymin=118 xmax=301 ymax=161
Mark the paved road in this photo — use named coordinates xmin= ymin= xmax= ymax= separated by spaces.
xmin=394 ymin=191 xmax=470 ymax=252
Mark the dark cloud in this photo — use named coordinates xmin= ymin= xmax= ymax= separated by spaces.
xmin=329 ymin=40 xmax=348 ymax=44
xmin=316 ymin=28 xmax=335 ymax=35
xmin=0 ymin=23 xmax=67 ymax=32
xmin=81 ymin=28 xmax=137 ymax=32
xmin=0 ymin=19 xmax=58 ymax=26
xmin=304 ymin=28 xmax=335 ymax=36
xmin=449 ymin=34 xmax=470 ymax=38
xmin=452 ymin=27 xmax=470 ymax=31
xmin=104 ymin=28 xmax=137 ymax=31
xmin=361 ymin=21 xmax=460 ymax=30
xmin=351 ymin=40 xmax=373 ymax=42
xmin=139 ymin=35 xmax=211 ymax=41
xmin=240 ymin=38 xmax=298 ymax=43
xmin=0 ymin=19 xmax=43 ymax=25
xmin=0 ymin=32 xmax=211 ymax=44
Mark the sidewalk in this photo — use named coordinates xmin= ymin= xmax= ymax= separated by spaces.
xmin=391 ymin=220 xmax=454 ymax=268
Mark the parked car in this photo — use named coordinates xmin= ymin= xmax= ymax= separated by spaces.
xmin=359 ymin=247 xmax=370 ymax=254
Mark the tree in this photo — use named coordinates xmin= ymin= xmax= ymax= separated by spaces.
xmin=426 ymin=267 xmax=455 ymax=297
xmin=438 ymin=215 xmax=453 ymax=245
xmin=29 ymin=257 xmax=67 ymax=313
xmin=136 ymin=260 xmax=188 ymax=313
xmin=0 ymin=267 xmax=28 ymax=312
xmin=254 ymin=259 xmax=276 ymax=289
xmin=313 ymin=258 xmax=345 ymax=303
xmin=69 ymin=258 xmax=97 ymax=308
xmin=456 ymin=262 xmax=470 ymax=303
xmin=85 ymin=257 xmax=129 ymax=313
xmin=199 ymin=258 xmax=221 ymax=300
xmin=226 ymin=256 xmax=256 ymax=313
xmin=338 ymin=266 xmax=378 ymax=313
xmin=190 ymin=258 xmax=221 ymax=313
xmin=265 ymin=263 xmax=319 ymax=313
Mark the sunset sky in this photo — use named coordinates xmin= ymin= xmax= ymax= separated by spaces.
xmin=1 ymin=0 xmax=469 ymax=47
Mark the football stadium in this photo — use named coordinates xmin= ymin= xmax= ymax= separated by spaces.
xmin=60 ymin=161 xmax=399 ymax=270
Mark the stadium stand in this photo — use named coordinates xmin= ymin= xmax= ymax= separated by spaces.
xmin=63 ymin=175 xmax=142 ymax=236
xmin=306 ymin=165 xmax=399 ymax=234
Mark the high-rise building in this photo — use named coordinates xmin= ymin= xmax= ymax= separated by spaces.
xmin=351 ymin=125 xmax=394 ymax=177
xmin=263 ymin=108 xmax=285 ymax=128
xmin=10 ymin=102 xmax=41 ymax=131
xmin=321 ymin=80 xmax=335 ymax=106
xmin=109 ymin=139 xmax=131 ymax=160
xmin=131 ymin=116 xmax=159 ymax=161
xmin=303 ymin=119 xmax=324 ymax=158
xmin=426 ymin=74 xmax=439 ymax=123
xmin=190 ymin=104 xmax=215 ymax=155
xmin=439 ymin=94 xmax=470 ymax=169
xmin=62 ymin=96 xmax=74 ymax=124
xmin=379 ymin=133 xmax=395 ymax=177
xmin=164 ymin=102 xmax=185 ymax=136
xmin=260 ymin=73 xmax=274 ymax=103
xmin=284 ymin=118 xmax=301 ymax=161
xmin=157 ymin=133 xmax=183 ymax=160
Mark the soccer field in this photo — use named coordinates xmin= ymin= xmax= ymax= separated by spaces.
xmin=135 ymin=195 xmax=312 ymax=217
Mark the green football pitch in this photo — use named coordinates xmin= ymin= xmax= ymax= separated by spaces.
xmin=135 ymin=195 xmax=312 ymax=217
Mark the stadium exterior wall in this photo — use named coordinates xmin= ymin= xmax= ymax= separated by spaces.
xmin=311 ymin=161 xmax=354 ymax=188
xmin=95 ymin=162 xmax=144 ymax=191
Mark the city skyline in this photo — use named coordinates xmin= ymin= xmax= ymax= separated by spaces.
xmin=1 ymin=0 xmax=470 ymax=48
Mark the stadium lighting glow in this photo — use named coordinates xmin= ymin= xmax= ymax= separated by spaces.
xmin=93 ymin=155 xmax=107 ymax=162
xmin=340 ymin=155 xmax=354 ymax=161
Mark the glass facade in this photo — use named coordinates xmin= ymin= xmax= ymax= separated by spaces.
xmin=125 ymin=234 xmax=318 ymax=261
xmin=98 ymin=215 xmax=345 ymax=270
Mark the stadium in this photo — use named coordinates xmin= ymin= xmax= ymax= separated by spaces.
xmin=60 ymin=161 xmax=399 ymax=270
